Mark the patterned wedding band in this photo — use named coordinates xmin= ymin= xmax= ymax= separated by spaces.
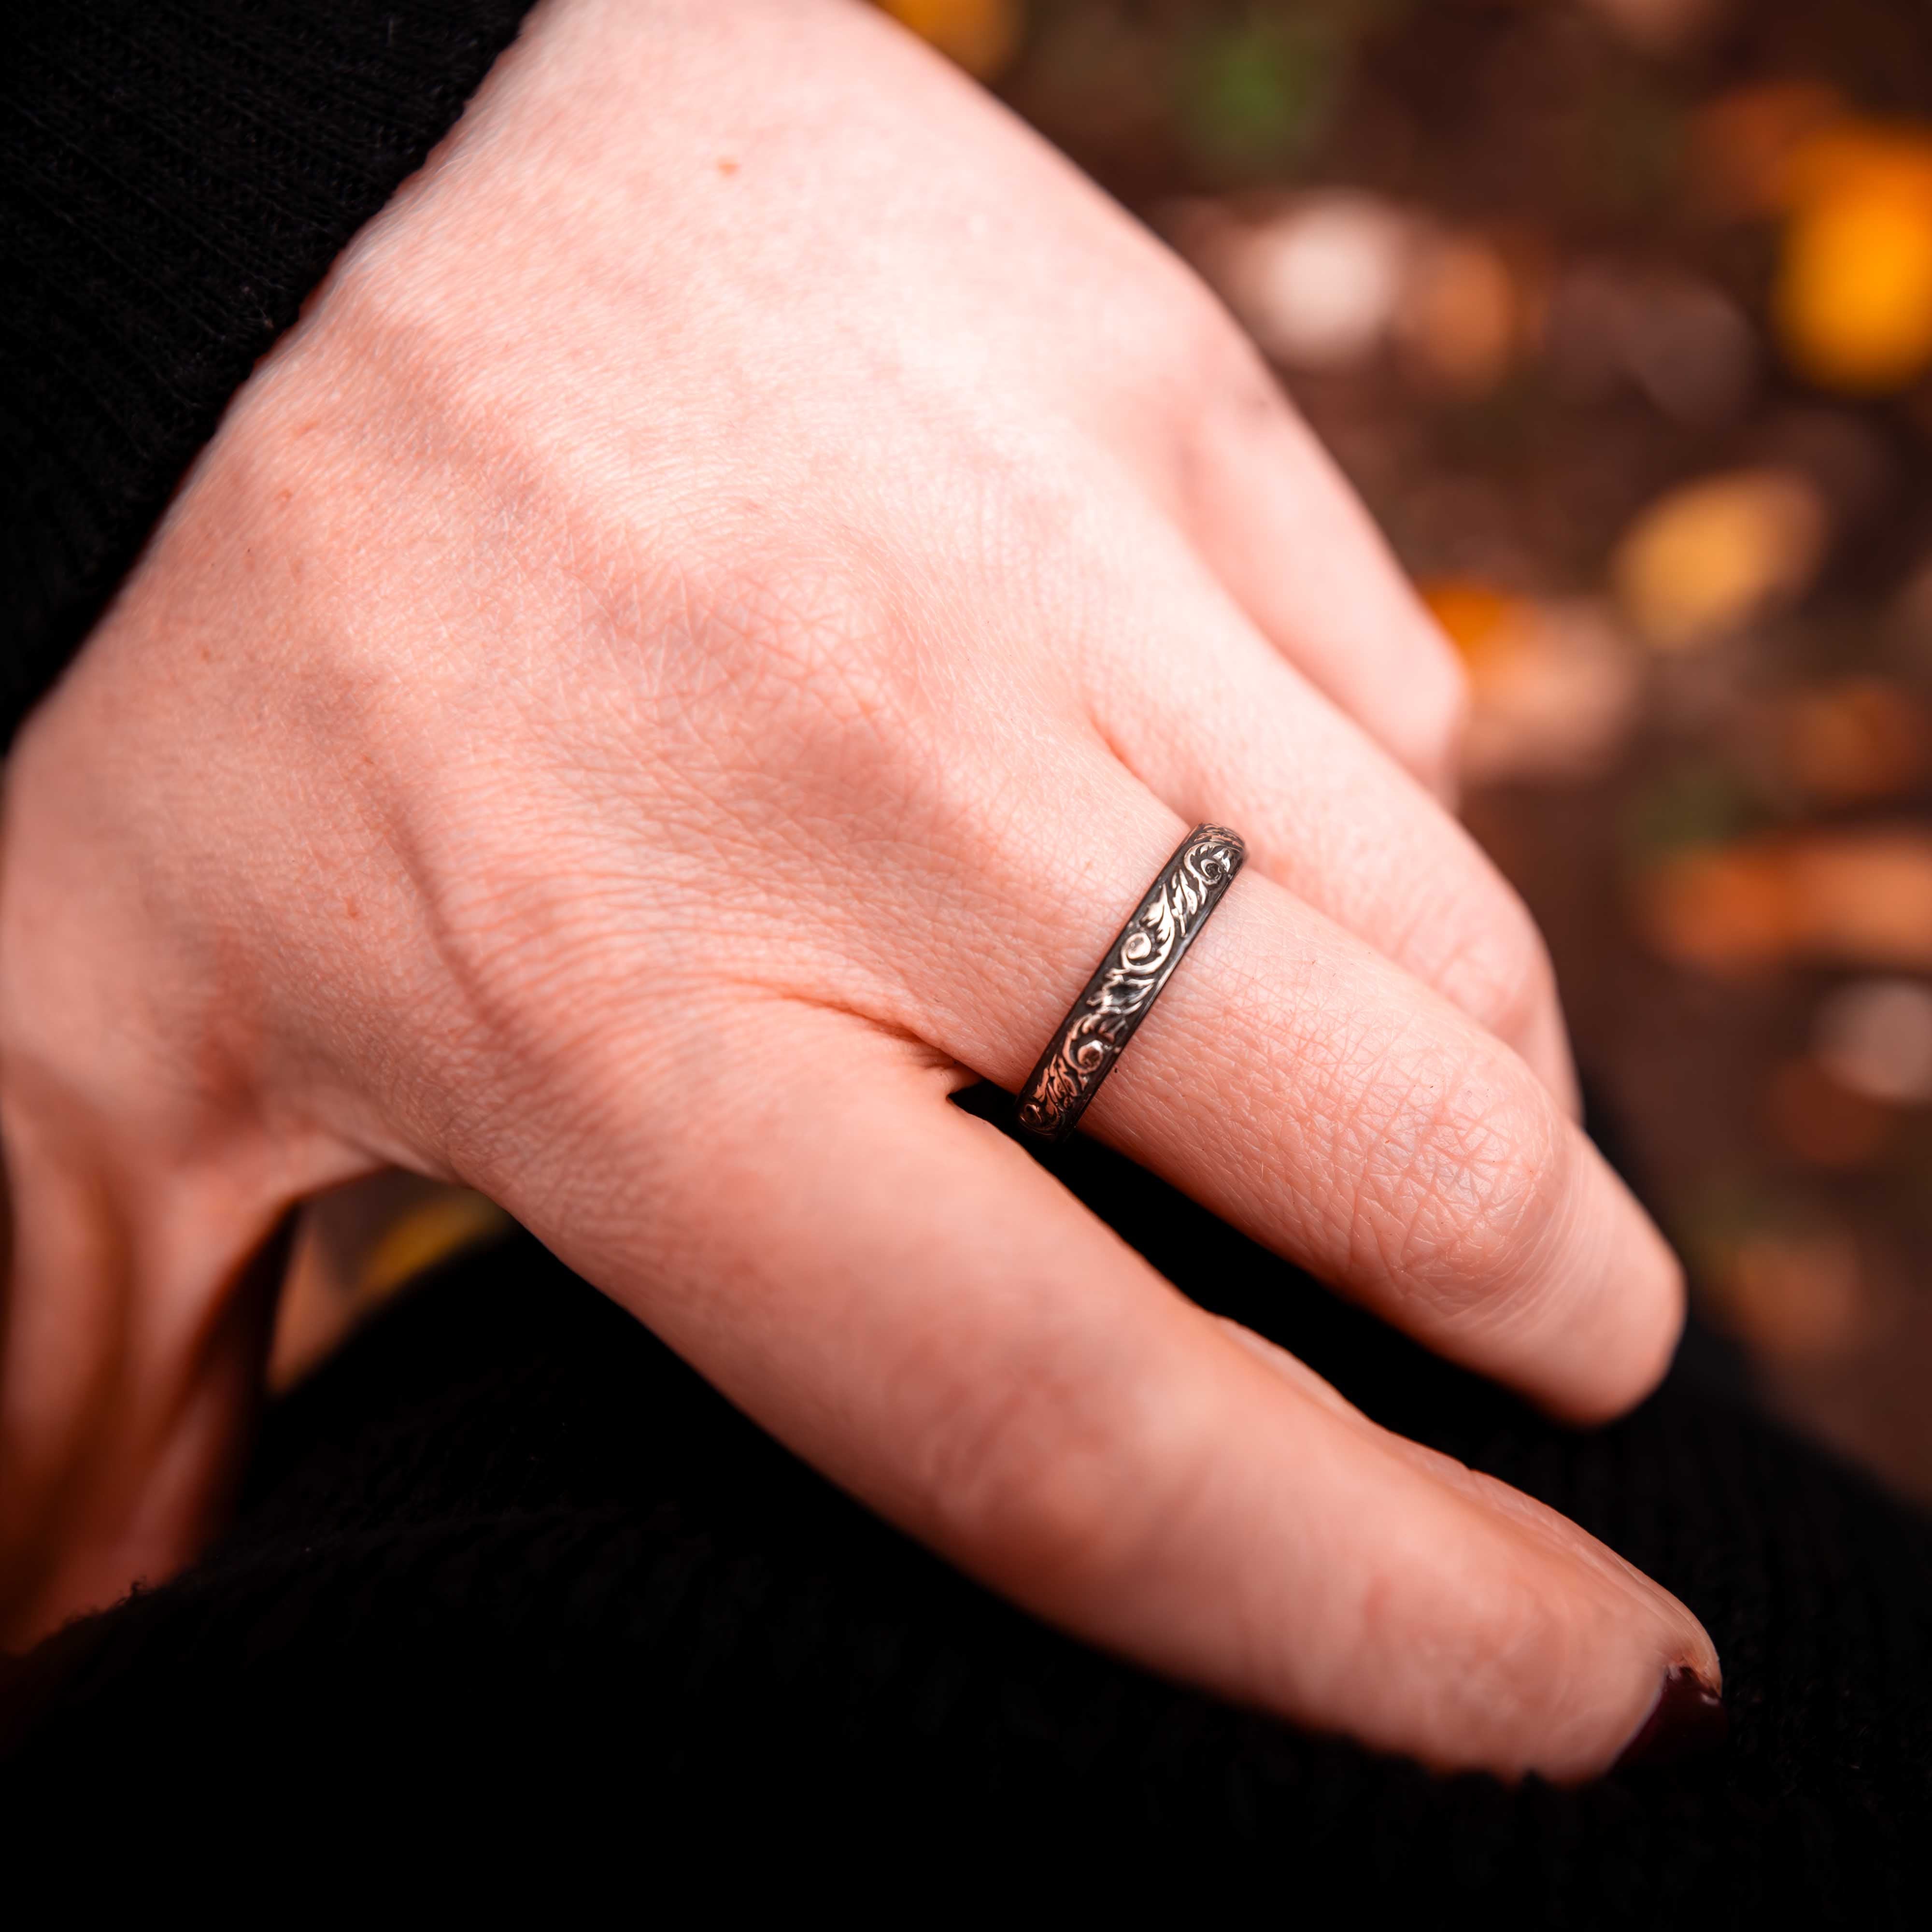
xmin=1016 ymin=824 xmax=1247 ymax=1144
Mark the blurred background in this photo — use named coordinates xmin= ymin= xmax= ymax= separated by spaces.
xmin=901 ymin=0 xmax=1932 ymax=1499
xmin=283 ymin=0 xmax=1932 ymax=1503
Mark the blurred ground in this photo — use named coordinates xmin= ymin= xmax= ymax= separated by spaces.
xmin=280 ymin=0 xmax=1932 ymax=1504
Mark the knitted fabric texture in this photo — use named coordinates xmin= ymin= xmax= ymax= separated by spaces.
xmin=0 ymin=0 xmax=534 ymax=740
xmin=3 ymin=1090 xmax=1928 ymax=1912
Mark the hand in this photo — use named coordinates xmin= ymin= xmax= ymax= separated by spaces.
xmin=0 ymin=0 xmax=1710 ymax=1777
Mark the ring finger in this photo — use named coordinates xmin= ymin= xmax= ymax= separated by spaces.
xmin=853 ymin=751 xmax=1678 ymax=1424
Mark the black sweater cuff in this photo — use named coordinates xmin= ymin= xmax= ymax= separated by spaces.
xmin=0 ymin=0 xmax=537 ymax=743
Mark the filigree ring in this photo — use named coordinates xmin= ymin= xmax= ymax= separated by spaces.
xmin=1016 ymin=824 xmax=1246 ymax=1144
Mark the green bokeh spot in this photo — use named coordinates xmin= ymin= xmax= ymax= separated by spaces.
xmin=1178 ymin=12 xmax=1342 ymax=179
xmin=1621 ymin=759 xmax=1764 ymax=864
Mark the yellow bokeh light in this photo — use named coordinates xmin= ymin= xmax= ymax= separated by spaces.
xmin=361 ymin=1189 xmax=511 ymax=1300
xmin=876 ymin=0 xmax=1022 ymax=81
xmin=1612 ymin=469 xmax=1827 ymax=652
xmin=1778 ymin=190 xmax=1932 ymax=391
xmin=1421 ymin=578 xmax=1518 ymax=660
xmin=1774 ymin=122 xmax=1932 ymax=392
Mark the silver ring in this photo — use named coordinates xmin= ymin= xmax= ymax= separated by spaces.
xmin=1016 ymin=824 xmax=1246 ymax=1144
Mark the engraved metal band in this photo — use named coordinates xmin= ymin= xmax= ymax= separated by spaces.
xmin=1016 ymin=824 xmax=1246 ymax=1144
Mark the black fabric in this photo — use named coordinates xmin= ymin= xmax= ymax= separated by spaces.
xmin=2 ymin=6 xmax=1927 ymax=1904
xmin=0 ymin=0 xmax=535 ymax=742
xmin=3 ymin=1087 xmax=1928 ymax=1912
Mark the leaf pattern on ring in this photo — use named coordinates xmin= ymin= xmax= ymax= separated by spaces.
xmin=1016 ymin=826 xmax=1243 ymax=1138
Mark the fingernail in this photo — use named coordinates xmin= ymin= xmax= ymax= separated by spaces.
xmin=1612 ymin=1665 xmax=1728 ymax=1772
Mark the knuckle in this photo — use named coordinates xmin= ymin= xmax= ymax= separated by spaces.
xmin=1356 ymin=1051 xmax=1568 ymax=1320
xmin=1392 ymin=626 xmax=1471 ymax=790
xmin=906 ymin=1335 xmax=1173 ymax=1594
xmin=678 ymin=548 xmax=939 ymax=793
xmin=1432 ymin=891 xmax=1557 ymax=1049
xmin=1121 ymin=266 xmax=1277 ymax=430
xmin=1194 ymin=306 xmax=1283 ymax=410
xmin=693 ymin=549 xmax=889 ymax=680
xmin=1350 ymin=1488 xmax=1609 ymax=1757
xmin=1175 ymin=326 xmax=1295 ymax=469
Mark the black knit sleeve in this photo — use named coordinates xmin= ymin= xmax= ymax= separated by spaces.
xmin=0 ymin=0 xmax=537 ymax=744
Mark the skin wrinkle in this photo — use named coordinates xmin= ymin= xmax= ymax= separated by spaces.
xmin=1390 ymin=1068 xmax=1553 ymax=1272
xmin=1343 ymin=1052 xmax=1600 ymax=1366
xmin=1295 ymin=964 xmax=1517 ymax=1267
xmin=1408 ymin=894 xmax=1562 ymax=1066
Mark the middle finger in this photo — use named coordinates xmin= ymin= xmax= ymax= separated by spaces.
xmin=1085 ymin=532 xmax=1579 ymax=1114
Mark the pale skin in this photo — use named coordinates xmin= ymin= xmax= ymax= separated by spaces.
xmin=0 ymin=0 xmax=1716 ymax=1778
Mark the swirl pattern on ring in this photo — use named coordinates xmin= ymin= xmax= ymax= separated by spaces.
xmin=1017 ymin=825 xmax=1244 ymax=1140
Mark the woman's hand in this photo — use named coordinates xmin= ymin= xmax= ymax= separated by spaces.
xmin=0 ymin=0 xmax=1712 ymax=1777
